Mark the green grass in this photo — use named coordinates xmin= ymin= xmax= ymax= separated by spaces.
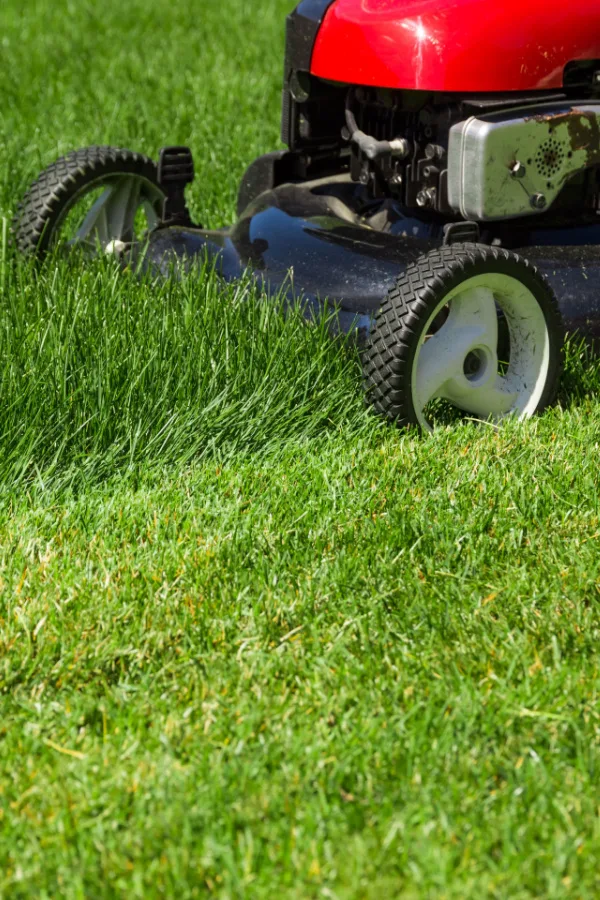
xmin=2 ymin=1 xmax=600 ymax=897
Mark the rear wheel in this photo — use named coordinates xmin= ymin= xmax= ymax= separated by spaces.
xmin=13 ymin=146 xmax=165 ymax=259
xmin=363 ymin=244 xmax=564 ymax=431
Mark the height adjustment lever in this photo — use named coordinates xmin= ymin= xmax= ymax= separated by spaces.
xmin=157 ymin=146 xmax=196 ymax=227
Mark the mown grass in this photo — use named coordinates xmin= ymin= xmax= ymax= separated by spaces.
xmin=2 ymin=0 xmax=600 ymax=897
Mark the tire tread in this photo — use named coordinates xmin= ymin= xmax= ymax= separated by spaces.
xmin=362 ymin=243 xmax=564 ymax=429
xmin=13 ymin=146 xmax=161 ymax=256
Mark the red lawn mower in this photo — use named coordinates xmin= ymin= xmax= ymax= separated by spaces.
xmin=14 ymin=0 xmax=600 ymax=430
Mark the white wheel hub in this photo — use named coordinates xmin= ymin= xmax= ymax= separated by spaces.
xmin=411 ymin=273 xmax=550 ymax=430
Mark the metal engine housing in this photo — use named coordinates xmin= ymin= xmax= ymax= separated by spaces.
xmin=448 ymin=103 xmax=600 ymax=221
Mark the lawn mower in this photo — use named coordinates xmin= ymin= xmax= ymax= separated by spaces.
xmin=13 ymin=0 xmax=600 ymax=430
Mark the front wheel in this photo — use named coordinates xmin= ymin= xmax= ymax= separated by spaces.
xmin=13 ymin=146 xmax=165 ymax=259
xmin=363 ymin=244 xmax=564 ymax=431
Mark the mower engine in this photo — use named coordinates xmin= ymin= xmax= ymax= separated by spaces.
xmin=280 ymin=0 xmax=600 ymax=235
xmin=344 ymin=89 xmax=600 ymax=225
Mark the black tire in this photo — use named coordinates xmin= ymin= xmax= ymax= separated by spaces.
xmin=363 ymin=243 xmax=564 ymax=430
xmin=13 ymin=146 xmax=164 ymax=258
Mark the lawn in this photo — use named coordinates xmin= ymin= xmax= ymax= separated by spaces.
xmin=1 ymin=1 xmax=600 ymax=897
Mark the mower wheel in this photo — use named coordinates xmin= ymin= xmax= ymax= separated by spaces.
xmin=363 ymin=243 xmax=564 ymax=431
xmin=13 ymin=146 xmax=165 ymax=259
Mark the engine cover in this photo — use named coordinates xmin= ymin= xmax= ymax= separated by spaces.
xmin=447 ymin=104 xmax=600 ymax=221
xmin=310 ymin=0 xmax=600 ymax=93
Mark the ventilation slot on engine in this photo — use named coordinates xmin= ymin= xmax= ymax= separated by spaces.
xmin=535 ymin=139 xmax=565 ymax=181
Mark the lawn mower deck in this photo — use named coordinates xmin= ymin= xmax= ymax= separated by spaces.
xmin=142 ymin=171 xmax=600 ymax=344
xmin=13 ymin=0 xmax=600 ymax=430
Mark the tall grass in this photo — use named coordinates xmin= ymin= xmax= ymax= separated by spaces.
xmin=0 ymin=253 xmax=369 ymax=488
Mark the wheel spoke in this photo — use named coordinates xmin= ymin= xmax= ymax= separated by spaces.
xmin=74 ymin=177 xmax=142 ymax=247
xmin=448 ymin=285 xmax=499 ymax=344
xmin=75 ymin=190 xmax=113 ymax=245
xmin=444 ymin=374 xmax=518 ymax=418
xmin=415 ymin=286 xmax=500 ymax=410
xmin=416 ymin=325 xmax=481 ymax=409
xmin=103 ymin=177 xmax=141 ymax=242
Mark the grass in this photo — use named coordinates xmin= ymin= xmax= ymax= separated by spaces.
xmin=2 ymin=0 xmax=600 ymax=896
xmin=0 ymin=259 xmax=366 ymax=488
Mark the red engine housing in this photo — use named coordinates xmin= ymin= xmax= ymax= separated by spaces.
xmin=310 ymin=0 xmax=600 ymax=92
